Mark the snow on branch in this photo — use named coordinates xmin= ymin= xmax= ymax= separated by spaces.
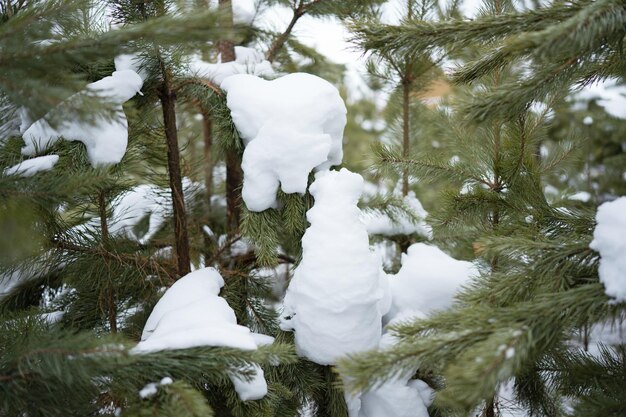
xmin=221 ymin=72 xmax=347 ymax=212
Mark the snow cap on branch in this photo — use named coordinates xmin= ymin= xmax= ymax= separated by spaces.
xmin=190 ymin=46 xmax=274 ymax=85
xmin=134 ymin=267 xmax=270 ymax=401
xmin=280 ymin=168 xmax=389 ymax=365
xmin=21 ymin=69 xmax=143 ymax=167
xmin=590 ymin=196 xmax=626 ymax=302
xmin=386 ymin=243 xmax=478 ymax=320
xmin=4 ymin=155 xmax=59 ymax=177
xmin=222 ymin=72 xmax=347 ymax=212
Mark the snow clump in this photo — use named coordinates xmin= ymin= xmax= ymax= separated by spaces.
xmin=357 ymin=243 xmax=477 ymax=417
xmin=590 ymin=197 xmax=626 ymax=302
xmin=362 ymin=191 xmax=432 ymax=239
xmin=280 ymin=168 xmax=389 ymax=365
xmin=21 ymin=67 xmax=143 ymax=167
xmin=133 ymin=267 xmax=270 ymax=401
xmin=358 ymin=313 xmax=433 ymax=417
xmin=222 ymin=73 xmax=347 ymax=211
xmin=386 ymin=243 xmax=478 ymax=320
xmin=190 ymin=46 xmax=274 ymax=85
xmin=4 ymin=155 xmax=59 ymax=177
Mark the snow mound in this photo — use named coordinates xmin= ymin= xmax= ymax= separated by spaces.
xmin=222 ymin=72 xmax=347 ymax=212
xmin=572 ymin=78 xmax=626 ymax=119
xmin=590 ymin=197 xmax=626 ymax=302
xmin=21 ymin=70 xmax=143 ymax=167
xmin=386 ymin=243 xmax=478 ymax=320
xmin=363 ymin=191 xmax=432 ymax=238
xmin=190 ymin=46 xmax=274 ymax=85
xmin=109 ymin=184 xmax=168 ymax=245
xmin=358 ymin=314 xmax=433 ymax=417
xmin=133 ymin=267 xmax=269 ymax=401
xmin=280 ymin=169 xmax=388 ymax=365
xmin=568 ymin=191 xmax=591 ymax=202
xmin=114 ymin=54 xmax=148 ymax=81
xmin=4 ymin=155 xmax=59 ymax=177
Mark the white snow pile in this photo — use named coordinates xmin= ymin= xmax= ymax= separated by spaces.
xmin=362 ymin=191 xmax=432 ymax=239
xmin=568 ymin=191 xmax=591 ymax=203
xmin=222 ymin=73 xmax=347 ymax=211
xmin=571 ymin=78 xmax=626 ymax=119
xmin=114 ymin=54 xmax=148 ymax=81
xmin=4 ymin=155 xmax=59 ymax=177
xmin=139 ymin=377 xmax=173 ymax=399
xmin=109 ymin=184 xmax=169 ymax=244
xmin=385 ymin=243 xmax=478 ymax=320
xmin=590 ymin=196 xmax=626 ymax=302
xmin=134 ymin=267 xmax=271 ymax=401
xmin=190 ymin=46 xmax=274 ymax=85
xmin=69 ymin=178 xmax=200 ymax=244
xmin=355 ymin=244 xmax=477 ymax=417
xmin=232 ymin=0 xmax=256 ymax=24
xmin=358 ymin=313 xmax=434 ymax=417
xmin=21 ymin=65 xmax=143 ymax=167
xmin=280 ymin=168 xmax=389 ymax=365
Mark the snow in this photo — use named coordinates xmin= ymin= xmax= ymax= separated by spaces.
xmin=222 ymin=73 xmax=347 ymax=211
xmin=21 ymin=70 xmax=143 ymax=167
xmin=358 ymin=313 xmax=432 ymax=417
xmin=280 ymin=169 xmax=388 ymax=365
xmin=590 ymin=197 xmax=626 ymax=302
xmin=109 ymin=184 xmax=168 ymax=244
xmin=362 ymin=191 xmax=432 ymax=239
xmin=233 ymin=0 xmax=256 ymax=24
xmin=386 ymin=243 xmax=478 ymax=320
xmin=190 ymin=46 xmax=274 ymax=85
xmin=356 ymin=242 xmax=476 ymax=416
xmin=41 ymin=311 xmax=65 ymax=324
xmin=134 ymin=267 xmax=268 ymax=401
xmin=572 ymin=78 xmax=626 ymax=119
xmin=568 ymin=191 xmax=591 ymax=202
xmin=4 ymin=155 xmax=59 ymax=177
xmin=104 ymin=178 xmax=200 ymax=244
xmin=139 ymin=383 xmax=159 ymax=399
xmin=114 ymin=54 xmax=148 ymax=81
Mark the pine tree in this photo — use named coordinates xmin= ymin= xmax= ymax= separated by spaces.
xmin=0 ymin=1 xmax=297 ymax=415
xmin=341 ymin=1 xmax=626 ymax=416
xmin=0 ymin=1 xmax=390 ymax=416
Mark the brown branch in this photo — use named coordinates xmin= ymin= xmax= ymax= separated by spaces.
xmin=159 ymin=62 xmax=191 ymax=277
xmin=174 ymin=77 xmax=223 ymax=97
xmin=266 ymin=2 xmax=304 ymax=63
xmin=53 ymin=238 xmax=177 ymax=282
xmin=217 ymin=0 xmax=243 ymax=233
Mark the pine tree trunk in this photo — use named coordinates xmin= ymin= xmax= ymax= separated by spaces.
xmin=218 ymin=0 xmax=243 ymax=231
xmin=202 ymin=114 xmax=213 ymax=205
xmin=160 ymin=77 xmax=191 ymax=277
xmin=98 ymin=190 xmax=117 ymax=333
xmin=98 ymin=189 xmax=109 ymax=245
xmin=402 ymin=80 xmax=410 ymax=196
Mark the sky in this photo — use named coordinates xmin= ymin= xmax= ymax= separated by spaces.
xmin=231 ymin=0 xmax=625 ymax=119
xmin=242 ymin=0 xmax=485 ymax=102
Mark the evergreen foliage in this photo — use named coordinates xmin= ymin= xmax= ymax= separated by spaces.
xmin=340 ymin=1 xmax=626 ymax=416
xmin=2 ymin=0 xmax=625 ymax=416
